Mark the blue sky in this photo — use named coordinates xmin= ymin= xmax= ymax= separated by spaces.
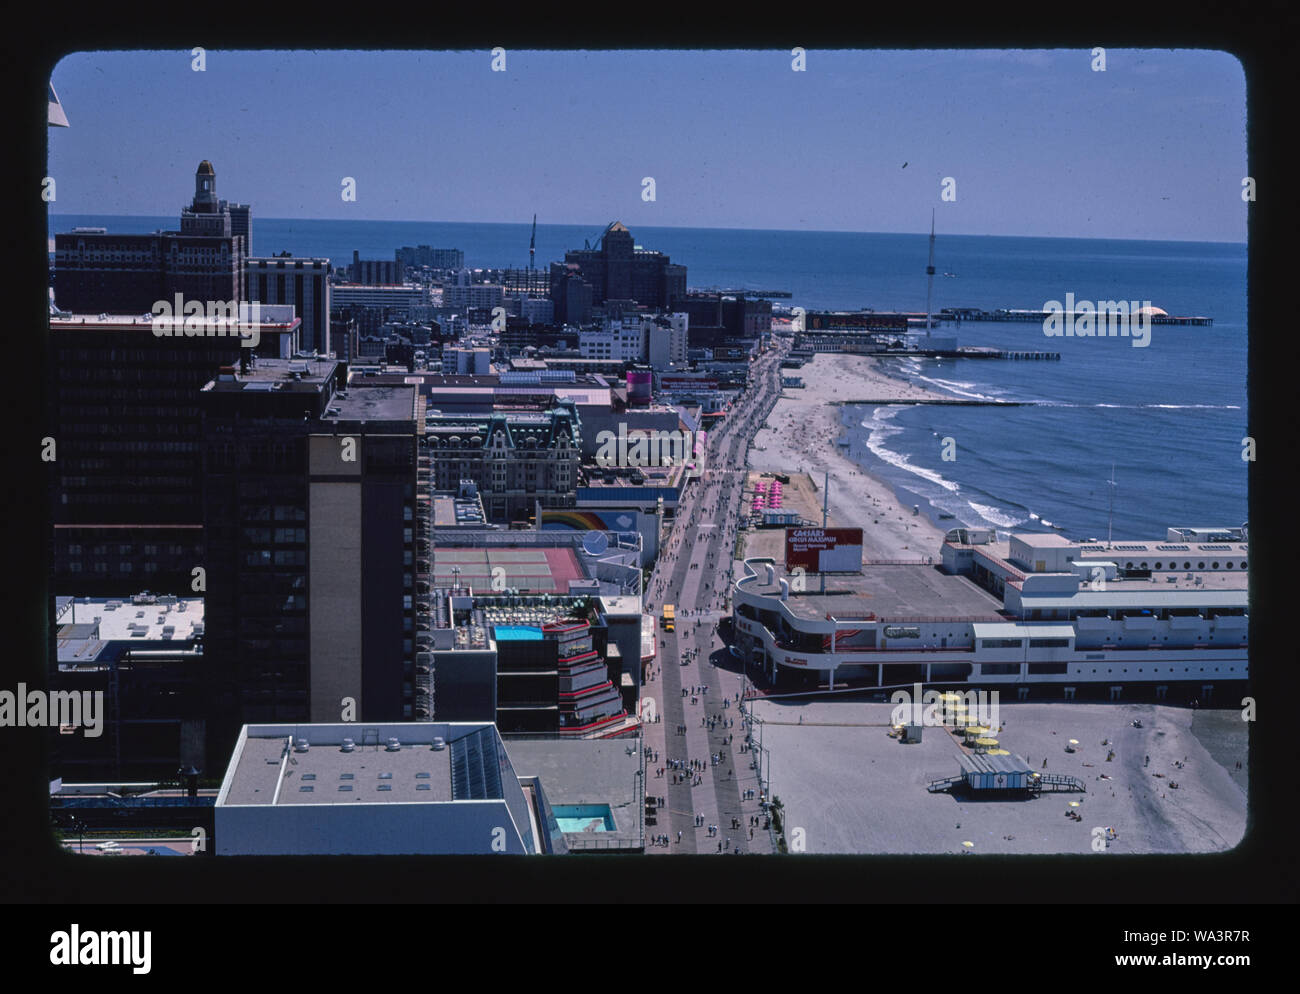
xmin=48 ymin=49 xmax=1247 ymax=241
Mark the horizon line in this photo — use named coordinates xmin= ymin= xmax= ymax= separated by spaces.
xmin=45 ymin=212 xmax=1248 ymax=247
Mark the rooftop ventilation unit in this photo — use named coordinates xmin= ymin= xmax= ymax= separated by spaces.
xmin=293 ymin=738 xmax=310 ymax=753
xmin=340 ymin=738 xmax=355 ymax=752
xmin=431 ymin=737 xmax=446 ymax=751
xmin=385 ymin=737 xmax=402 ymax=752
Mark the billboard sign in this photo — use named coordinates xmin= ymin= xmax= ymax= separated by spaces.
xmin=784 ymin=527 xmax=863 ymax=573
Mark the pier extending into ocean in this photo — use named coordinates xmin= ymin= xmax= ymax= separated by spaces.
xmin=940 ymin=307 xmax=1212 ymax=326
xmin=690 ymin=286 xmax=792 ymax=298
xmin=959 ymin=347 xmax=1060 ymax=360
xmin=792 ymin=347 xmax=1060 ymax=361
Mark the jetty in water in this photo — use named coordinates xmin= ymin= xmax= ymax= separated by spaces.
xmin=940 ymin=307 xmax=1212 ymax=326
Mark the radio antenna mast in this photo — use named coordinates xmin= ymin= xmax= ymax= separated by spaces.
xmin=925 ymin=209 xmax=936 ymax=337
xmin=1106 ymin=463 xmax=1117 ymax=550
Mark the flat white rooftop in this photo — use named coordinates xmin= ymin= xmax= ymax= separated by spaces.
xmin=57 ymin=595 xmax=203 ymax=641
xmin=218 ymin=722 xmax=506 ymax=808
xmin=599 ymin=595 xmax=643 ymax=616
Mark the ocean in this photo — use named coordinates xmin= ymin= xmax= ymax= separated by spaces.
xmin=49 ymin=214 xmax=1248 ymax=541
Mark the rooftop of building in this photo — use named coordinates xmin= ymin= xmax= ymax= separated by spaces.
xmin=50 ymin=312 xmax=298 ymax=330
xmin=55 ymin=594 xmax=204 ymax=666
xmin=432 ymin=493 xmax=486 ymax=528
xmin=598 ymin=594 xmax=643 ymax=617
xmin=949 ymin=532 xmax=1249 ymax=592
xmin=741 ymin=561 xmax=1006 ymax=622
xmin=430 ymin=588 xmax=595 ymax=652
xmin=349 ymin=365 xmax=481 ymax=382
xmin=580 ymin=461 xmax=688 ymax=488
xmin=504 ymin=737 xmax=640 ymax=837
xmin=425 ymin=409 xmax=571 ymax=429
xmin=331 ymin=282 xmax=422 ymax=291
xmin=322 ymin=385 xmax=417 ymax=423
xmin=248 ymin=255 xmax=330 ymax=265
xmin=202 ymin=357 xmax=337 ymax=393
xmin=220 ymin=723 xmax=508 ymax=806
xmin=431 ymin=546 xmax=587 ymax=596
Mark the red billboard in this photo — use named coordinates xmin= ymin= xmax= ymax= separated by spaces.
xmin=784 ymin=527 xmax=864 ymax=573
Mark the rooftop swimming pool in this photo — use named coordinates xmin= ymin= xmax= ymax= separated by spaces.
xmin=493 ymin=625 xmax=543 ymax=641
xmin=553 ymin=804 xmax=616 ymax=833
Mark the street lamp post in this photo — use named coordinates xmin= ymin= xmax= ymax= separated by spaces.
xmin=634 ymin=765 xmax=644 ymax=850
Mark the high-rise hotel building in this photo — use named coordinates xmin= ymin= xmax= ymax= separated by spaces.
xmin=246 ymin=256 xmax=332 ymax=354
xmin=53 ymin=161 xmax=248 ymax=314
xmin=199 ymin=359 xmax=422 ymax=763
xmin=549 ymin=221 xmax=686 ymax=314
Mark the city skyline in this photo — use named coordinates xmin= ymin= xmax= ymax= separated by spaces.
xmin=47 ymin=48 xmax=1247 ymax=243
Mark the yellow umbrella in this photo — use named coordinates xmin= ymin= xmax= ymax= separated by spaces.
xmin=975 ymin=737 xmax=998 ymax=746
xmin=1069 ymin=801 xmax=1081 ymax=807
xmin=987 ymin=749 xmax=1010 ymax=755
xmin=939 ymin=692 xmax=962 ymax=702
xmin=961 ymin=841 xmax=974 ymax=848
xmin=1068 ymin=739 xmax=1080 ymax=745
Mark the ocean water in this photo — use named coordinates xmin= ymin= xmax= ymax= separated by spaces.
xmin=49 ymin=215 xmax=1247 ymax=540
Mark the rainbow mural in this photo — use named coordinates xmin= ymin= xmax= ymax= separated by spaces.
xmin=540 ymin=509 xmax=643 ymax=532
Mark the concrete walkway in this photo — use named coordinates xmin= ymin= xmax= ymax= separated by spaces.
xmin=642 ymin=344 xmax=787 ymax=855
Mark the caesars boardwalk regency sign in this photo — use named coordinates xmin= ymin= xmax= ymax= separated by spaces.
xmin=784 ymin=527 xmax=864 ymax=573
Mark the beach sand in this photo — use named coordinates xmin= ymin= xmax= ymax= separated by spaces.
xmin=748 ymin=353 xmax=951 ymax=561
xmin=752 ymin=699 xmax=1248 ymax=854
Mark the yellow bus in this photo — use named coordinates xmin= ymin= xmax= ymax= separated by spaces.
xmin=662 ymin=604 xmax=675 ymax=632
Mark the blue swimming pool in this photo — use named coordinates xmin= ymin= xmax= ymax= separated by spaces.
xmin=553 ymin=804 xmax=616 ymax=832
xmin=493 ymin=625 xmax=543 ymax=641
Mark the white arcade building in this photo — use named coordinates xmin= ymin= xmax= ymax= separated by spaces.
xmin=731 ymin=526 xmax=1248 ymax=703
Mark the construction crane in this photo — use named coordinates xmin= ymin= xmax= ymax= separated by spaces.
xmin=529 ymin=213 xmax=536 ymax=272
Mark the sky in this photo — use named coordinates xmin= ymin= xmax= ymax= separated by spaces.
xmin=47 ymin=49 xmax=1247 ymax=241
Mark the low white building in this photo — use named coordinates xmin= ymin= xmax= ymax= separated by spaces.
xmin=732 ymin=525 xmax=1248 ymax=701
xmin=215 ymin=721 xmax=565 ymax=855
xmin=647 ymin=313 xmax=688 ymax=369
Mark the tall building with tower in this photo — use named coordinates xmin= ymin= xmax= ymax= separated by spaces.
xmin=181 ymin=159 xmax=252 ymax=257
xmin=550 ymin=222 xmax=685 ymax=315
xmin=53 ymin=161 xmax=248 ymax=314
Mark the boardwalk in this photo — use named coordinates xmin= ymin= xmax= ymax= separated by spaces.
xmin=642 ymin=344 xmax=786 ymax=855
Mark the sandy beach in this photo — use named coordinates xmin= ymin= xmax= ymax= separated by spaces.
xmin=751 ymin=700 xmax=1248 ymax=854
xmin=748 ymin=353 xmax=952 ymax=561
